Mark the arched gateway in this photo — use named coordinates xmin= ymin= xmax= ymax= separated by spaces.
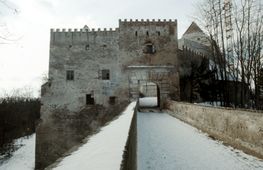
xmin=126 ymin=65 xmax=177 ymax=108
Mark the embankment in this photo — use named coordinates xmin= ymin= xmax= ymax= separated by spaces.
xmin=168 ymin=101 xmax=263 ymax=159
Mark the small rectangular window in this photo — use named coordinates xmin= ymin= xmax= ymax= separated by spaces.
xmin=102 ymin=69 xmax=110 ymax=80
xmin=109 ymin=96 xmax=116 ymax=105
xmin=66 ymin=70 xmax=74 ymax=80
xmin=86 ymin=94 xmax=95 ymax=105
xmin=85 ymin=44 xmax=89 ymax=50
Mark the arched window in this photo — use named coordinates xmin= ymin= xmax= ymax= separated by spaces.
xmin=143 ymin=41 xmax=156 ymax=54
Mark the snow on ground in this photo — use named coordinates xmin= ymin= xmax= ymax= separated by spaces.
xmin=0 ymin=134 xmax=35 ymax=170
xmin=196 ymin=101 xmax=222 ymax=107
xmin=139 ymin=97 xmax=157 ymax=107
xmin=54 ymin=102 xmax=136 ymax=170
xmin=137 ymin=112 xmax=263 ymax=170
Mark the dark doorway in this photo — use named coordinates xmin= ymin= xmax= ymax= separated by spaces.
xmin=109 ymin=96 xmax=116 ymax=105
xmin=86 ymin=94 xmax=94 ymax=105
xmin=102 ymin=69 xmax=110 ymax=80
xmin=157 ymin=85 xmax=160 ymax=107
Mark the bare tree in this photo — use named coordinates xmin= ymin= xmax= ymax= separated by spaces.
xmin=0 ymin=0 xmax=18 ymax=43
xmin=197 ymin=0 xmax=263 ymax=108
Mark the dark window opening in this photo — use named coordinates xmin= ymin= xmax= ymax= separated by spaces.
xmin=135 ymin=31 xmax=138 ymax=36
xmin=85 ymin=44 xmax=89 ymax=50
xmin=86 ymin=94 xmax=95 ymax=105
xmin=109 ymin=96 xmax=116 ymax=105
xmin=157 ymin=31 xmax=160 ymax=36
xmin=102 ymin=44 xmax=107 ymax=48
xmin=197 ymin=38 xmax=200 ymax=41
xmin=102 ymin=69 xmax=110 ymax=80
xmin=146 ymin=31 xmax=149 ymax=36
xmin=143 ymin=42 xmax=156 ymax=54
xmin=66 ymin=70 xmax=74 ymax=80
xmin=68 ymin=45 xmax=72 ymax=49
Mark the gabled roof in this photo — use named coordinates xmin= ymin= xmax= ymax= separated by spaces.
xmin=183 ymin=22 xmax=204 ymax=35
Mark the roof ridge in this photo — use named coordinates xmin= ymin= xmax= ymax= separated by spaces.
xmin=183 ymin=22 xmax=204 ymax=35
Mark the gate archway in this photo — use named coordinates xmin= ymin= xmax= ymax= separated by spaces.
xmin=126 ymin=66 xmax=176 ymax=108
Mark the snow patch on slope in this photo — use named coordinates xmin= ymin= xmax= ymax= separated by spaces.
xmin=0 ymin=134 xmax=35 ymax=170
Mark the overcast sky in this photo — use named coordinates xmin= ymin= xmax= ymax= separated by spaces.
xmin=0 ymin=0 xmax=197 ymax=97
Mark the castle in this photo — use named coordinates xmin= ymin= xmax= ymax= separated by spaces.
xmin=36 ymin=19 xmax=208 ymax=169
xmin=41 ymin=19 xmax=180 ymax=111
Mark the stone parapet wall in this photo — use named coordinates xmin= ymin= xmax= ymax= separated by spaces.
xmin=121 ymin=101 xmax=138 ymax=170
xmin=168 ymin=101 xmax=263 ymax=159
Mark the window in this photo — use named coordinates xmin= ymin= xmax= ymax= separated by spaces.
xmin=146 ymin=31 xmax=149 ymax=36
xmin=85 ymin=44 xmax=89 ymax=50
xmin=109 ymin=96 xmax=116 ymax=105
xmin=143 ymin=42 xmax=156 ymax=54
xmin=102 ymin=69 xmax=110 ymax=80
xmin=135 ymin=31 xmax=138 ymax=36
xmin=157 ymin=31 xmax=160 ymax=36
xmin=66 ymin=70 xmax=74 ymax=80
xmin=86 ymin=94 xmax=95 ymax=105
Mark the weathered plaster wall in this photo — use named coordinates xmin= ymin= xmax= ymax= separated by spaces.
xmin=118 ymin=19 xmax=180 ymax=101
xmin=119 ymin=19 xmax=178 ymax=67
xmin=45 ymin=29 xmax=122 ymax=112
xmin=168 ymin=101 xmax=263 ymax=159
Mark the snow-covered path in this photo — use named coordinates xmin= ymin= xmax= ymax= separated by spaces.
xmin=137 ymin=112 xmax=263 ymax=170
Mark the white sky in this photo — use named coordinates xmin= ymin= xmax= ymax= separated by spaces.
xmin=0 ymin=0 xmax=197 ymax=97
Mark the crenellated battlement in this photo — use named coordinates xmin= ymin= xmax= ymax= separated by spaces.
xmin=50 ymin=27 xmax=119 ymax=44
xmin=50 ymin=18 xmax=177 ymax=34
xmin=51 ymin=27 xmax=119 ymax=33
xmin=50 ymin=19 xmax=178 ymax=44
xmin=119 ymin=19 xmax=177 ymax=25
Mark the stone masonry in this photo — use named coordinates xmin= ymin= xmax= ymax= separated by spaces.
xmin=36 ymin=19 xmax=180 ymax=169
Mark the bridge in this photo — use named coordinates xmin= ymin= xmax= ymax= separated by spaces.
xmin=48 ymin=99 xmax=263 ymax=170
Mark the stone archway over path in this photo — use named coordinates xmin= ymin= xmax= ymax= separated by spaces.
xmin=126 ymin=65 xmax=178 ymax=108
